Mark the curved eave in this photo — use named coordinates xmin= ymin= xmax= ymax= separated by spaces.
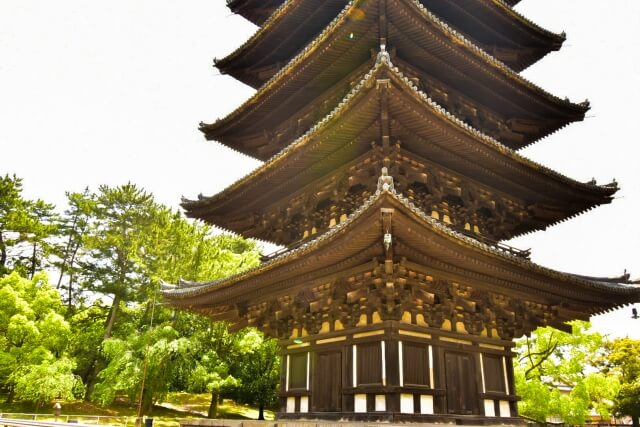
xmin=391 ymin=0 xmax=588 ymax=116
xmin=224 ymin=0 xmax=526 ymax=27
xmin=202 ymin=0 xmax=587 ymax=158
xmin=186 ymin=58 xmax=615 ymax=238
xmin=201 ymin=0 xmax=376 ymax=158
xmin=219 ymin=0 xmax=564 ymax=87
xmin=418 ymin=0 xmax=564 ymax=72
xmin=217 ymin=0 xmax=346 ymax=89
xmin=490 ymin=0 xmax=565 ymax=46
xmin=182 ymin=58 xmax=617 ymax=244
xmin=166 ymin=188 xmax=640 ymax=314
xmin=226 ymin=0 xmax=281 ymax=25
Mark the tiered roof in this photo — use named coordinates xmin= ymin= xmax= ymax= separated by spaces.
xmin=185 ymin=56 xmax=615 ymax=244
xmin=167 ymin=179 xmax=640 ymax=332
xmin=163 ymin=0 xmax=640 ymax=328
xmin=203 ymin=0 xmax=587 ymax=157
xmin=228 ymin=0 xmax=527 ymax=26
xmin=218 ymin=0 xmax=564 ymax=87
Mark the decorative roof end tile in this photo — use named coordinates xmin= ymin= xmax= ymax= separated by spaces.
xmin=377 ymin=167 xmax=395 ymax=193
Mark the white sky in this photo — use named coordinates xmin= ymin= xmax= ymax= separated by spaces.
xmin=0 ymin=0 xmax=638 ymax=338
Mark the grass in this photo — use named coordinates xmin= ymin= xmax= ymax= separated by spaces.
xmin=0 ymin=394 xmax=275 ymax=427
xmin=164 ymin=393 xmax=275 ymax=420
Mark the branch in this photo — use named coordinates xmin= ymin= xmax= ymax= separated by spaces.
xmin=524 ymin=340 xmax=558 ymax=380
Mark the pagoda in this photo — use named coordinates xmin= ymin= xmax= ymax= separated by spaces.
xmin=163 ymin=0 xmax=640 ymax=423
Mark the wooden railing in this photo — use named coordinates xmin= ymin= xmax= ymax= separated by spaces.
xmin=0 ymin=414 xmax=135 ymax=427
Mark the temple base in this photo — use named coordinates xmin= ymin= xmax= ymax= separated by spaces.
xmin=278 ymin=320 xmax=519 ymax=424
xmin=180 ymin=418 xmax=524 ymax=427
xmin=278 ymin=413 xmax=524 ymax=425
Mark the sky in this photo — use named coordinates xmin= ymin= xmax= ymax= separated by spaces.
xmin=0 ymin=0 xmax=638 ymax=338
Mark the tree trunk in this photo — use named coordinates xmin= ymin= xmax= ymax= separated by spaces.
xmin=207 ymin=392 xmax=219 ymax=419
xmin=68 ymin=273 xmax=74 ymax=310
xmin=632 ymin=415 xmax=639 ymax=427
xmin=60 ymin=239 xmax=81 ymax=309
xmin=84 ymin=359 xmax=101 ymax=401
xmin=142 ymin=389 xmax=153 ymax=416
xmin=30 ymin=241 xmax=37 ymax=279
xmin=84 ymin=294 xmax=120 ymax=401
xmin=258 ymin=403 xmax=264 ymax=420
xmin=0 ymin=231 xmax=7 ymax=273
xmin=103 ymin=294 xmax=121 ymax=339
xmin=56 ymin=216 xmax=78 ymax=289
xmin=6 ymin=384 xmax=14 ymax=403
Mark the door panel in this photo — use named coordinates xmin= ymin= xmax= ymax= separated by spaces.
xmin=314 ymin=351 xmax=342 ymax=412
xmin=445 ymin=351 xmax=478 ymax=415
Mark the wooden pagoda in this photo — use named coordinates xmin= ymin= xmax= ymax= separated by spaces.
xmin=163 ymin=0 xmax=640 ymax=423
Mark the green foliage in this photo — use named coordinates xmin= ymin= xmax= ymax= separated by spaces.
xmin=53 ymin=188 xmax=95 ymax=306
xmin=11 ymin=357 xmax=83 ymax=405
xmin=79 ymin=183 xmax=158 ymax=304
xmin=231 ymin=329 xmax=280 ymax=420
xmin=88 ymin=221 xmax=261 ymax=411
xmin=94 ymin=323 xmax=195 ymax=414
xmin=0 ymin=176 xmax=267 ymax=415
xmin=514 ymin=321 xmax=620 ymax=424
xmin=0 ymin=175 xmax=57 ymax=277
xmin=179 ymin=321 xmax=242 ymax=418
xmin=67 ymin=303 xmax=110 ymax=388
xmin=0 ymin=272 xmax=82 ymax=404
xmin=604 ymin=338 xmax=640 ymax=426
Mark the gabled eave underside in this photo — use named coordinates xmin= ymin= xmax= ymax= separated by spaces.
xmin=166 ymin=189 xmax=640 ymax=317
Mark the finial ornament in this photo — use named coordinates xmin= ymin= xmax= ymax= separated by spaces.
xmin=377 ymin=167 xmax=394 ymax=192
xmin=377 ymin=43 xmax=391 ymax=64
xmin=383 ymin=232 xmax=392 ymax=251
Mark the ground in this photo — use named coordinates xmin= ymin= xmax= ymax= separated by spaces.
xmin=0 ymin=394 xmax=275 ymax=427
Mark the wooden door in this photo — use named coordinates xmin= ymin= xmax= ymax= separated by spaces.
xmin=444 ymin=351 xmax=478 ymax=415
xmin=314 ymin=351 xmax=342 ymax=412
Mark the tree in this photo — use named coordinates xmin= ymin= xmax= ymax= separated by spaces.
xmin=231 ymin=329 xmax=280 ymax=420
xmin=79 ymin=183 xmax=159 ymax=340
xmin=77 ymin=183 xmax=161 ymax=399
xmin=1 ymin=178 xmax=267 ymax=413
xmin=88 ymin=201 xmax=260 ymax=414
xmin=54 ymin=189 xmax=95 ymax=309
xmin=514 ymin=321 xmax=619 ymax=424
xmin=11 ymin=357 xmax=83 ymax=407
xmin=0 ymin=272 xmax=82 ymax=404
xmin=67 ymin=302 xmax=110 ymax=393
xmin=93 ymin=321 xmax=194 ymax=415
xmin=184 ymin=322 xmax=239 ymax=418
xmin=0 ymin=174 xmax=57 ymax=277
xmin=604 ymin=338 xmax=640 ymax=427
